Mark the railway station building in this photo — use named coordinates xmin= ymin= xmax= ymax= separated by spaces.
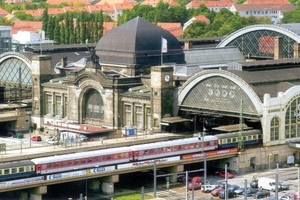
xmin=1 ymin=17 xmax=300 ymax=177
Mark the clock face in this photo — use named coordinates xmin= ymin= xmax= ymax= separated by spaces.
xmin=164 ymin=75 xmax=170 ymax=82
xmin=153 ymin=74 xmax=159 ymax=82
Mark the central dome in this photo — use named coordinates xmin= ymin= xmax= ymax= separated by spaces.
xmin=95 ymin=17 xmax=185 ymax=71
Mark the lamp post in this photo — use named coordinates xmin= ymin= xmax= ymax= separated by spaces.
xmin=269 ymin=154 xmax=272 ymax=170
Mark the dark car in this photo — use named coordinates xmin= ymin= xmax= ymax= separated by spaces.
xmin=250 ymin=180 xmax=258 ymax=188
xmin=279 ymin=183 xmax=289 ymax=191
xmin=219 ymin=189 xmax=236 ymax=199
xmin=243 ymin=188 xmax=259 ymax=197
xmin=255 ymin=190 xmax=271 ymax=199
xmin=228 ymin=185 xmax=240 ymax=191
xmin=217 ymin=182 xmax=231 ymax=189
xmin=234 ymin=186 xmax=246 ymax=195
xmin=12 ymin=132 xmax=24 ymax=139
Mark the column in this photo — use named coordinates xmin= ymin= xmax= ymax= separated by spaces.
xmin=30 ymin=185 xmax=47 ymax=200
xmin=89 ymin=179 xmax=100 ymax=192
xmin=100 ymin=175 xmax=119 ymax=195
xmin=167 ymin=165 xmax=184 ymax=183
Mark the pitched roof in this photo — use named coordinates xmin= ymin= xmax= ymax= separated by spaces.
xmin=233 ymin=3 xmax=296 ymax=12
xmin=141 ymin=0 xmax=180 ymax=6
xmin=186 ymin=0 xmax=233 ymax=9
xmin=0 ymin=8 xmax=9 ymax=16
xmin=13 ymin=21 xmax=43 ymax=30
xmin=245 ymin=0 xmax=289 ymax=4
xmin=194 ymin=15 xmax=210 ymax=23
xmin=47 ymin=0 xmax=90 ymax=5
xmin=157 ymin=22 xmax=183 ymax=38
xmin=12 ymin=26 xmax=38 ymax=34
xmin=96 ymin=0 xmax=136 ymax=5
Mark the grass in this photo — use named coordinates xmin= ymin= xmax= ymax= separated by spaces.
xmin=112 ymin=192 xmax=155 ymax=200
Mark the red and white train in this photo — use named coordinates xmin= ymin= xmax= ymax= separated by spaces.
xmin=31 ymin=136 xmax=218 ymax=175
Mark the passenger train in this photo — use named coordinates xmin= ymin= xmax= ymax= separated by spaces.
xmin=0 ymin=129 xmax=262 ymax=184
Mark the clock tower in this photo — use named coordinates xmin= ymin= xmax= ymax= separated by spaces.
xmin=151 ymin=65 xmax=173 ymax=132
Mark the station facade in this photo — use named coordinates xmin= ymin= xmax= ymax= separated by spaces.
xmin=1 ymin=18 xmax=300 ymax=174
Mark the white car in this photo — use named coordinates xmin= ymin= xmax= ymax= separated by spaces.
xmin=46 ymin=137 xmax=59 ymax=144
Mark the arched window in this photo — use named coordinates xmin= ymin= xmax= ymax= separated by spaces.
xmin=270 ymin=117 xmax=279 ymax=141
xmin=84 ymin=89 xmax=104 ymax=120
xmin=285 ymin=97 xmax=300 ymax=139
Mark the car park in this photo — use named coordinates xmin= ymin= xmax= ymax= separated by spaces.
xmin=31 ymin=135 xmax=42 ymax=141
xmin=219 ymin=189 xmax=236 ymax=199
xmin=255 ymin=190 xmax=271 ymax=199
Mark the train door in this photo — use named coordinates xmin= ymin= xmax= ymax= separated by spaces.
xmin=35 ymin=164 xmax=42 ymax=175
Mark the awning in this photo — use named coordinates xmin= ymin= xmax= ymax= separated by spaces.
xmin=161 ymin=116 xmax=192 ymax=126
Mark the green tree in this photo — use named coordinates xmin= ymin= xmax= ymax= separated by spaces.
xmin=42 ymin=7 xmax=49 ymax=34
xmin=14 ymin=11 xmax=35 ymax=21
xmin=0 ymin=17 xmax=12 ymax=26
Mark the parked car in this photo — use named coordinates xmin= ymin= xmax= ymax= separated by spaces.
xmin=188 ymin=182 xmax=201 ymax=190
xmin=191 ymin=176 xmax=202 ymax=184
xmin=219 ymin=189 xmax=236 ymax=199
xmin=211 ymin=187 xmax=223 ymax=196
xmin=255 ymin=190 xmax=271 ymax=199
xmin=243 ymin=188 xmax=259 ymax=197
xmin=228 ymin=185 xmax=240 ymax=191
xmin=201 ymin=184 xmax=217 ymax=193
xmin=279 ymin=182 xmax=289 ymax=191
xmin=46 ymin=137 xmax=58 ymax=144
xmin=31 ymin=135 xmax=42 ymax=141
xmin=234 ymin=186 xmax=246 ymax=195
xmin=217 ymin=182 xmax=230 ymax=189
xmin=219 ymin=170 xmax=234 ymax=178
xmin=250 ymin=180 xmax=258 ymax=188
xmin=12 ymin=132 xmax=23 ymax=139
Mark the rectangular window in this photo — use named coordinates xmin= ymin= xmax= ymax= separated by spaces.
xmin=4 ymin=169 xmax=9 ymax=175
xmin=56 ymin=96 xmax=62 ymax=116
xmin=94 ymin=157 xmax=98 ymax=162
xmin=125 ymin=104 xmax=132 ymax=126
xmin=68 ymin=160 xmax=72 ymax=165
xmin=274 ymin=154 xmax=279 ymax=163
xmin=19 ymin=167 xmax=24 ymax=172
xmin=64 ymin=96 xmax=68 ymax=117
xmin=88 ymin=158 xmax=92 ymax=163
xmin=54 ymin=162 xmax=59 ymax=167
xmin=146 ymin=107 xmax=152 ymax=129
xmin=46 ymin=94 xmax=53 ymax=114
xmin=75 ymin=159 xmax=79 ymax=165
xmin=48 ymin=163 xmax=52 ymax=168
xmin=62 ymin=161 xmax=66 ymax=166
xmin=12 ymin=168 xmax=17 ymax=173
xmin=136 ymin=106 xmax=143 ymax=130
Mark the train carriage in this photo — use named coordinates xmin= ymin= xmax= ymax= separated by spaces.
xmin=0 ymin=160 xmax=36 ymax=181
xmin=31 ymin=146 xmax=132 ymax=175
xmin=216 ymin=129 xmax=262 ymax=149
xmin=130 ymin=136 xmax=218 ymax=161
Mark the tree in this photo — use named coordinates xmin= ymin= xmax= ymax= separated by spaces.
xmin=0 ymin=17 xmax=12 ymax=26
xmin=14 ymin=11 xmax=35 ymax=21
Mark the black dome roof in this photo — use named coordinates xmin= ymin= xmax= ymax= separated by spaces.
xmin=95 ymin=17 xmax=185 ymax=67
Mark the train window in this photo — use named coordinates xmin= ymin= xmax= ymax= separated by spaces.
xmin=68 ymin=160 xmax=73 ymax=165
xmin=114 ymin=154 xmax=118 ymax=159
xmin=162 ymin=147 xmax=166 ymax=152
xmin=94 ymin=157 xmax=98 ymax=161
xmin=253 ymin=135 xmax=257 ymax=139
xmin=101 ymin=156 xmax=105 ymax=161
xmin=12 ymin=168 xmax=17 ymax=173
xmin=156 ymin=148 xmax=160 ymax=153
xmin=258 ymin=135 xmax=262 ymax=139
xmin=4 ymin=169 xmax=9 ymax=175
xmin=75 ymin=159 xmax=79 ymax=165
xmin=82 ymin=158 xmax=86 ymax=163
xmin=190 ymin=144 xmax=194 ymax=149
xmin=173 ymin=146 xmax=177 ymax=150
xmin=107 ymin=155 xmax=111 ymax=160
xmin=185 ymin=145 xmax=188 ymax=149
xmin=227 ymin=138 xmax=231 ymax=143
xmin=243 ymin=136 xmax=247 ymax=141
xmin=168 ymin=147 xmax=172 ymax=151
xmin=88 ymin=157 xmax=92 ymax=162
xmin=178 ymin=145 xmax=182 ymax=150
xmin=144 ymin=150 xmax=148 ymax=155
xmin=196 ymin=143 xmax=199 ymax=148
xmin=150 ymin=149 xmax=154 ymax=154
xmin=48 ymin=163 xmax=52 ymax=168
xmin=0 ymin=170 xmax=2 ymax=175
xmin=62 ymin=161 xmax=66 ymax=166
xmin=54 ymin=162 xmax=59 ymax=168
xmin=19 ymin=167 xmax=24 ymax=173
xmin=232 ymin=138 xmax=237 ymax=142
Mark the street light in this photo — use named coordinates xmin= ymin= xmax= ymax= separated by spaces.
xmin=269 ymin=154 xmax=272 ymax=170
